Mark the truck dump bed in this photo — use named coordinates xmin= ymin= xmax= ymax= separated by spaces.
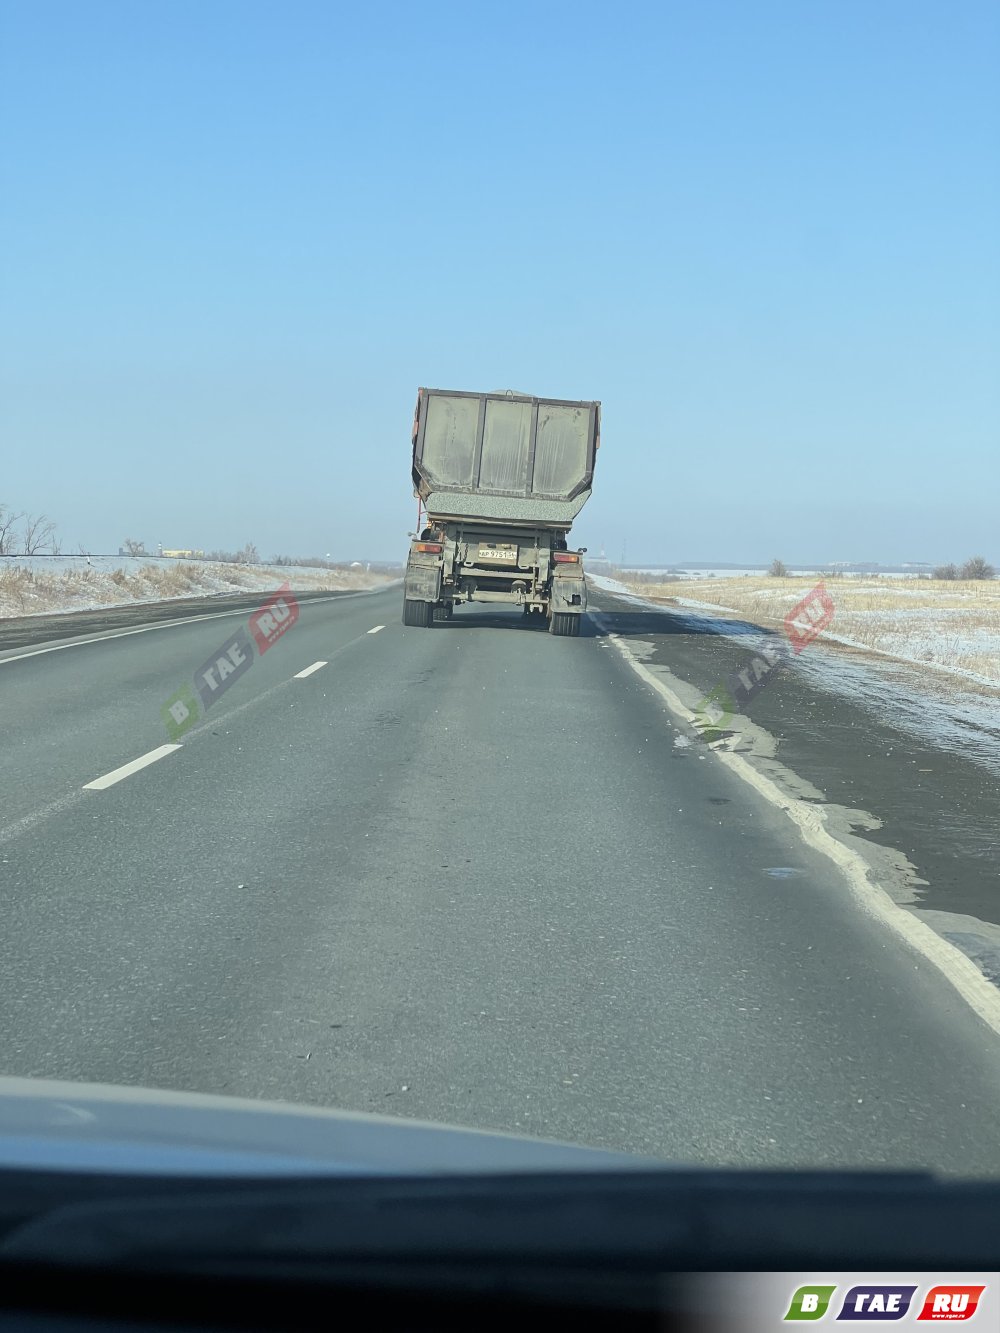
xmin=412 ymin=388 xmax=601 ymax=526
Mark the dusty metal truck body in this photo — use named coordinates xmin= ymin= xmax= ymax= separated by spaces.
xmin=402 ymin=388 xmax=601 ymax=636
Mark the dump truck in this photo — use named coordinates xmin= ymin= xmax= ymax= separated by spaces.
xmin=402 ymin=388 xmax=601 ymax=636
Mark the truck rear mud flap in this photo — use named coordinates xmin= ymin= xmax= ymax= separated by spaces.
xmin=403 ymin=563 xmax=442 ymax=604
xmin=549 ymin=576 xmax=586 ymax=614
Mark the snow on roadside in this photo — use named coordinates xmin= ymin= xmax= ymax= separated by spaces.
xmin=586 ymin=572 xmax=649 ymax=601
xmin=0 ymin=556 xmax=396 ymax=620
xmin=589 ymin=575 xmax=1000 ymax=778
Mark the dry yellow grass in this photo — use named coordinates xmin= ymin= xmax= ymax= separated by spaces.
xmin=0 ymin=561 xmax=395 ymax=619
xmin=622 ymin=575 xmax=1000 ymax=685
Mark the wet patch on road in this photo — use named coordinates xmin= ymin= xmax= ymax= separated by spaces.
xmin=589 ymin=590 xmax=1000 ymax=994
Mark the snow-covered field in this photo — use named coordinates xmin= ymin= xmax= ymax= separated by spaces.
xmin=622 ymin=575 xmax=1000 ymax=688
xmin=0 ymin=556 xmax=396 ymax=619
xmin=590 ymin=573 xmax=1000 ymax=776
xmin=620 ymin=566 xmax=933 ymax=579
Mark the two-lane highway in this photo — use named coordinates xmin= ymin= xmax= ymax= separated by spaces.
xmin=2 ymin=583 xmax=1000 ymax=1173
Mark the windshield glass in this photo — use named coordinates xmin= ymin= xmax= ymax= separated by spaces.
xmin=0 ymin=0 xmax=998 ymax=1187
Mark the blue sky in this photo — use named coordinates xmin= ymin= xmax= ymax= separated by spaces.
xmin=1 ymin=0 xmax=997 ymax=564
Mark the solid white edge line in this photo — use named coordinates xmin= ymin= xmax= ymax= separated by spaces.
xmin=367 ymin=625 xmax=385 ymax=634
xmin=0 ymin=583 xmax=401 ymax=667
xmin=82 ymin=744 xmax=183 ymax=791
xmin=589 ymin=608 xmax=1000 ymax=1039
xmin=293 ymin=661 xmax=328 ymax=678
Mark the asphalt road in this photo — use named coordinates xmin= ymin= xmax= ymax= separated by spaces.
xmin=2 ymin=582 xmax=1000 ymax=1175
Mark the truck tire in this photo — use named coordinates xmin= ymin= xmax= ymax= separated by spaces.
xmin=431 ymin=603 xmax=450 ymax=622
xmin=549 ymin=612 xmax=581 ymax=637
xmin=402 ymin=598 xmax=432 ymax=627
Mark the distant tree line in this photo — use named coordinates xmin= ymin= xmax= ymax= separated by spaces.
xmin=201 ymin=543 xmax=260 ymax=565
xmin=932 ymin=556 xmax=996 ymax=581
xmin=273 ymin=554 xmax=343 ymax=569
xmin=121 ymin=543 xmax=372 ymax=569
xmin=134 ymin=543 xmax=262 ymax=564
xmin=4 ymin=514 xmax=393 ymax=575
xmin=766 ymin=556 xmax=996 ymax=581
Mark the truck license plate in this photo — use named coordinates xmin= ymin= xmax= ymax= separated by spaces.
xmin=478 ymin=544 xmax=518 ymax=562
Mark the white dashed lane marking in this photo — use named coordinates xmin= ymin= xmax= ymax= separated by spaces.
xmin=83 ymin=744 xmax=183 ymax=791
xmin=70 ymin=615 xmax=387 ymax=794
xmin=293 ymin=661 xmax=328 ymax=679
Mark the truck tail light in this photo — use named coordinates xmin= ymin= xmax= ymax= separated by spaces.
xmin=413 ymin=542 xmax=443 ymax=553
xmin=553 ymin=551 xmax=580 ymax=563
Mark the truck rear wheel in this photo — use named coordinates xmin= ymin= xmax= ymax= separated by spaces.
xmin=402 ymin=598 xmax=432 ymax=627
xmin=431 ymin=603 xmax=450 ymax=622
xmin=549 ymin=612 xmax=581 ymax=637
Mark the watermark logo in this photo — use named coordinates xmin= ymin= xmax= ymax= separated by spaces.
xmin=918 ymin=1287 xmax=985 ymax=1321
xmin=694 ymin=679 xmax=738 ymax=740
xmin=693 ymin=580 xmax=834 ymax=741
xmin=785 ymin=580 xmax=835 ymax=654
xmin=781 ymin=1282 xmax=987 ymax=1325
xmin=836 ymin=1286 xmax=917 ymax=1320
xmin=162 ymin=682 xmax=202 ymax=741
xmin=728 ymin=635 xmax=792 ymax=709
xmin=785 ymin=1285 xmax=837 ymax=1321
xmin=250 ymin=582 xmax=299 ymax=653
xmin=161 ymin=585 xmax=300 ymax=740
xmin=194 ymin=625 xmax=255 ymax=709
